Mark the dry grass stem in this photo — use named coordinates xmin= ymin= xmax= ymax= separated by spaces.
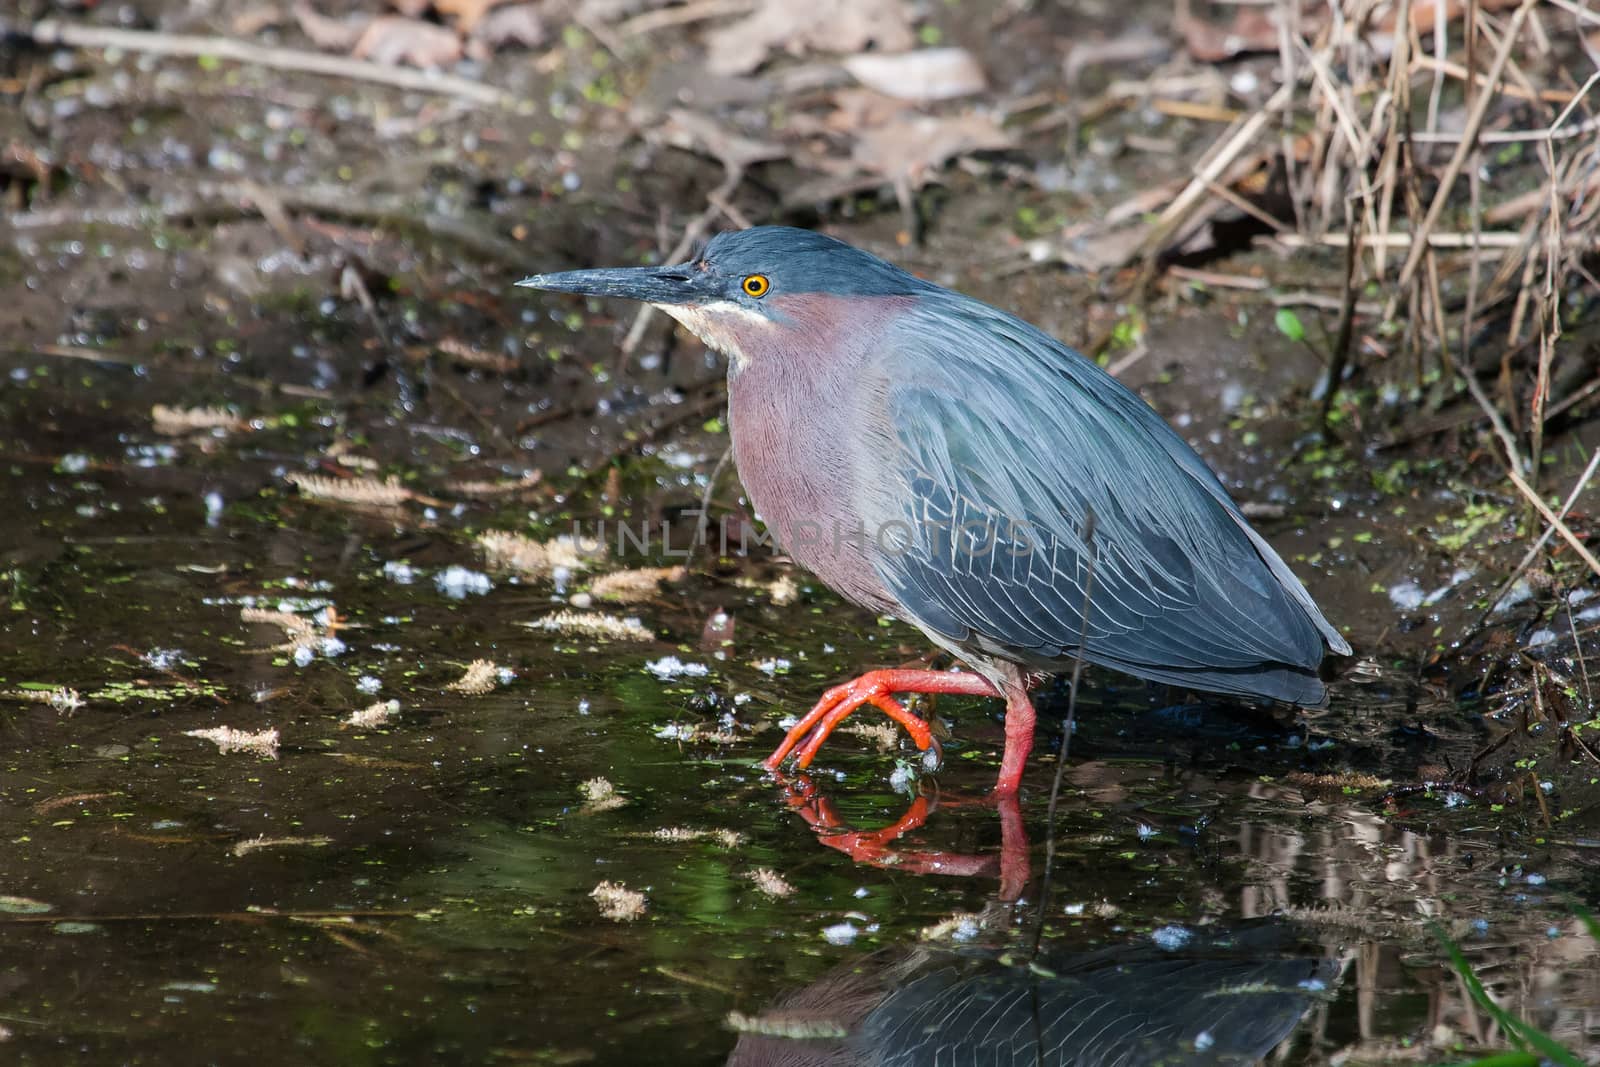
xmin=590 ymin=881 xmax=647 ymax=921
xmin=1390 ymin=0 xmax=1540 ymax=304
xmin=230 ymin=835 xmax=333 ymax=857
xmin=920 ymin=912 xmax=983 ymax=941
xmin=1285 ymin=771 xmax=1390 ymax=792
xmin=588 ymin=566 xmax=687 ymax=603
xmin=184 ymin=726 xmax=280 ymax=759
xmin=240 ymin=607 xmax=318 ymax=651
xmin=1464 ymin=371 xmax=1600 ymax=580
xmin=844 ymin=720 xmax=903 ymax=752
xmin=531 ymin=610 xmax=654 ymax=643
xmin=4 ymin=687 xmax=86 ymax=714
xmin=433 ymin=337 xmax=522 ymax=373
xmin=477 ymin=531 xmax=603 ymax=577
xmin=580 ymin=776 xmax=628 ymax=812
xmin=286 ymin=472 xmax=415 ymax=507
xmin=725 ymin=1011 xmax=847 ymax=1040
xmin=449 ymin=472 xmax=542 ymax=498
xmin=737 ymin=574 xmax=801 ymax=605
xmin=151 ymin=404 xmax=244 ymax=434
xmin=344 ymin=699 xmax=401 ymax=728
xmin=744 ymin=867 xmax=795 ymax=898
xmin=445 ymin=659 xmax=499 ymax=695
xmin=650 ymin=827 xmax=745 ymax=848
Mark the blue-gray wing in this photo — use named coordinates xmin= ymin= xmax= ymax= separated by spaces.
xmin=864 ymin=298 xmax=1347 ymax=705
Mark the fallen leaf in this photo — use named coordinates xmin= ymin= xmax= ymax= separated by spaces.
xmin=843 ymin=47 xmax=986 ymax=103
xmin=1177 ymin=5 xmax=1279 ymax=63
xmin=469 ymin=3 xmax=549 ymax=52
xmin=352 ymin=16 xmax=463 ymax=69
xmin=293 ymin=1 xmax=371 ymax=51
xmin=705 ymin=0 xmax=915 ymax=75
xmin=655 ymin=109 xmax=788 ymax=173
xmin=821 ymin=88 xmax=908 ymax=134
xmin=435 ymin=0 xmax=514 ymax=32
xmin=851 ymin=110 xmax=1014 ymax=186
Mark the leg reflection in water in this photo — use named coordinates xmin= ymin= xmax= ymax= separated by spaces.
xmin=772 ymin=771 xmax=1032 ymax=902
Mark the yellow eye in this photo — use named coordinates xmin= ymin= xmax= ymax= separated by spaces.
xmin=742 ymin=274 xmax=770 ymax=298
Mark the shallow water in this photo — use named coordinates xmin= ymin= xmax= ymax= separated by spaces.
xmin=2 ymin=351 xmax=1598 ymax=1065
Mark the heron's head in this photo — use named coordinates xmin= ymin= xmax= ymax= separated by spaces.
xmin=516 ymin=226 xmax=929 ymax=369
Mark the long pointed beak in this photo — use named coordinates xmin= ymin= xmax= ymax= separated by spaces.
xmin=515 ymin=264 xmax=708 ymax=306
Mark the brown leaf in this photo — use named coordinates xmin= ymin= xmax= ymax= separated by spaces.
xmin=293 ymin=1 xmax=371 ymax=51
xmin=705 ymin=0 xmax=914 ymax=75
xmin=1177 ymin=6 xmax=1279 ymax=63
xmin=436 ymin=0 xmax=514 ymax=32
xmin=823 ymin=88 xmax=908 ymax=134
xmin=656 ymin=109 xmax=788 ymax=172
xmin=470 ymin=3 xmax=548 ymax=50
xmin=842 ymin=48 xmax=986 ymax=103
xmin=352 ymin=16 xmax=464 ymax=68
xmin=851 ymin=110 xmax=1014 ymax=185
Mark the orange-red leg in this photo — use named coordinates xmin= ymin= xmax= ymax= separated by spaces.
xmin=992 ymin=688 xmax=1038 ymax=799
xmin=763 ymin=669 xmax=1002 ymax=772
xmin=776 ymin=772 xmax=1031 ymax=899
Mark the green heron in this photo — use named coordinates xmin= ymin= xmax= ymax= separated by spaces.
xmin=519 ymin=227 xmax=1350 ymax=797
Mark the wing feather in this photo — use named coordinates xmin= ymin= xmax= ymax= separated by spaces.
xmin=859 ymin=298 xmax=1346 ymax=703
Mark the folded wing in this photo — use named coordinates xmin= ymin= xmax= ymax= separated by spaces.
xmin=863 ymin=299 xmax=1348 ymax=706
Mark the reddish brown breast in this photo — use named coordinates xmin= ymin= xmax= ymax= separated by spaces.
xmin=725 ymin=292 xmax=910 ymax=614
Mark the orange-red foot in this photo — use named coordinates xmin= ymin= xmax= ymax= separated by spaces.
xmin=763 ymin=669 xmax=1002 ymax=773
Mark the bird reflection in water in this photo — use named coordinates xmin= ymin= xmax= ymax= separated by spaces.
xmin=727 ymin=909 xmax=1337 ymax=1067
xmin=743 ymin=772 xmax=1338 ymax=1066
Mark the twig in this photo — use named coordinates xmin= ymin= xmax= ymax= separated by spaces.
xmin=1389 ymin=0 xmax=1540 ymax=311
xmin=1321 ymin=208 xmax=1362 ymax=435
xmin=1477 ymin=445 xmax=1600 ymax=628
xmin=1527 ymin=142 xmax=1563 ymax=487
xmin=1567 ymin=597 xmax=1593 ymax=709
xmin=688 ymin=444 xmax=734 ymax=565
xmin=1032 ymin=510 xmax=1097 ymax=958
xmin=1275 ymin=230 xmax=1577 ymax=249
xmin=619 ymin=0 xmax=755 ymax=35
xmin=1463 ymin=370 xmax=1600 ymax=579
xmin=3 ymin=181 xmax=527 ymax=265
xmin=1138 ymin=81 xmax=1294 ymax=261
xmin=1165 ymin=265 xmax=1268 ymax=290
xmin=18 ymin=19 xmax=516 ymax=108
xmin=1408 ymin=55 xmax=1578 ymax=106
xmin=615 ymin=168 xmax=748 ymax=369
